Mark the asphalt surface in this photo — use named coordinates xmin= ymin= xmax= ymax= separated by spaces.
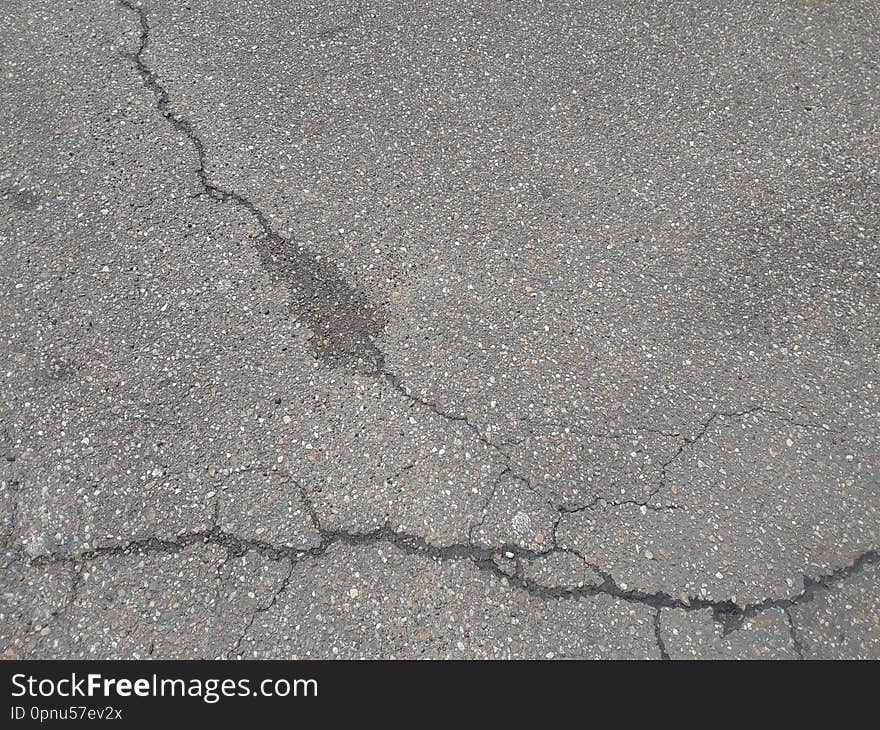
xmin=1 ymin=0 xmax=878 ymax=659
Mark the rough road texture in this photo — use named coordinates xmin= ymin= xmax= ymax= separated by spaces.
xmin=1 ymin=0 xmax=878 ymax=659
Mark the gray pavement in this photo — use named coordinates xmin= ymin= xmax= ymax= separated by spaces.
xmin=1 ymin=0 xmax=877 ymax=659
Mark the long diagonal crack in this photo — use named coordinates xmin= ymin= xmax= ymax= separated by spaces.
xmin=117 ymin=0 xmax=775 ymax=542
xmin=117 ymin=0 xmax=385 ymax=370
xmin=115 ymin=0 xmax=552 ymax=508
xmin=106 ymin=1 xmax=878 ymax=651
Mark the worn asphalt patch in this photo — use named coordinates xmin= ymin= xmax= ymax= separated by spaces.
xmin=1 ymin=0 xmax=877 ymax=659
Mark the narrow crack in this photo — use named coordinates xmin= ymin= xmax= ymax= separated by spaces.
xmin=227 ymin=557 xmax=295 ymax=659
xmin=653 ymin=610 xmax=670 ymax=660
xmin=559 ymin=495 xmax=681 ymax=516
xmin=113 ymin=0 xmax=800 ymax=542
xmin=1 ymin=478 xmax=23 ymax=550
xmin=785 ymin=607 xmax=806 ymax=660
xmin=116 ymin=0 xmax=385 ymax=370
xmin=375 ymin=358 xmax=524 ymax=474
xmin=114 ymin=0 xmax=545 ymax=501
xmin=467 ymin=472 xmax=502 ymax=545
xmin=60 ymin=563 xmax=82 ymax=623
xmin=654 ymin=407 xmax=765 ymax=496
xmin=652 ymin=405 xmax=830 ymax=499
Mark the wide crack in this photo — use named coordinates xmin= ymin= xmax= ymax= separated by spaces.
xmin=105 ymin=1 xmax=878 ymax=644
xmin=26 ymin=503 xmax=879 ymax=640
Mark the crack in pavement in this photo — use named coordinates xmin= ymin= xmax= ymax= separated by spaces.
xmin=650 ymin=405 xmax=834 ymax=501
xmin=785 ymin=607 xmax=806 ymax=660
xmin=653 ymin=610 xmax=670 ymax=660
xmin=116 ymin=0 xmax=385 ymax=370
xmin=653 ymin=406 xmax=768 ymax=496
xmin=559 ymin=496 xmax=681 ymax=515
xmin=105 ymin=1 xmax=878 ymax=651
xmin=113 ymin=0 xmax=810 ymax=532
xmin=25 ymin=513 xmax=879 ymax=641
xmin=114 ymin=0 xmax=549 ymax=505
xmin=226 ymin=558 xmax=296 ymax=660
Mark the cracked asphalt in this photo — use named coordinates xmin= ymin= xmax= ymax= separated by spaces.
xmin=1 ymin=0 xmax=878 ymax=660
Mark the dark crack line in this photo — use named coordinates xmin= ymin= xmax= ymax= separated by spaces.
xmin=112 ymin=1 xmax=790 ymax=544
xmin=377 ymin=361 xmax=506 ymax=456
xmin=58 ymin=563 xmax=83 ymax=624
xmin=1 ymin=478 xmax=23 ymax=551
xmin=655 ymin=407 xmax=765 ymax=495
xmin=652 ymin=405 xmax=819 ymax=498
xmin=653 ymin=610 xmax=670 ymax=660
xmin=559 ymin=495 xmax=681 ymax=516
xmin=27 ymin=521 xmax=878 ymax=637
xmin=116 ymin=0 xmax=386 ymax=369
xmin=227 ymin=557 xmax=295 ymax=659
xmin=375 ymin=358 xmax=560 ymax=512
xmin=114 ymin=0 xmax=549 ymax=500
xmin=785 ymin=607 xmax=806 ymax=660
xmin=107 ymin=1 xmax=877 ymax=645
xmin=467 ymin=473 xmax=501 ymax=545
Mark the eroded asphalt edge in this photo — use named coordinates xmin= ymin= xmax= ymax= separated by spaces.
xmin=17 ymin=0 xmax=871 ymax=659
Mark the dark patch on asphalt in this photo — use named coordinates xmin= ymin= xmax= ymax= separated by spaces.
xmin=256 ymin=232 xmax=386 ymax=368
xmin=116 ymin=0 xmax=385 ymax=371
xmin=0 ymin=187 xmax=41 ymax=211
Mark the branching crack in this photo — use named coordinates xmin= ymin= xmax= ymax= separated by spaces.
xmin=27 ymin=520 xmax=878 ymax=639
xmin=106 ymin=1 xmax=877 ymax=653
